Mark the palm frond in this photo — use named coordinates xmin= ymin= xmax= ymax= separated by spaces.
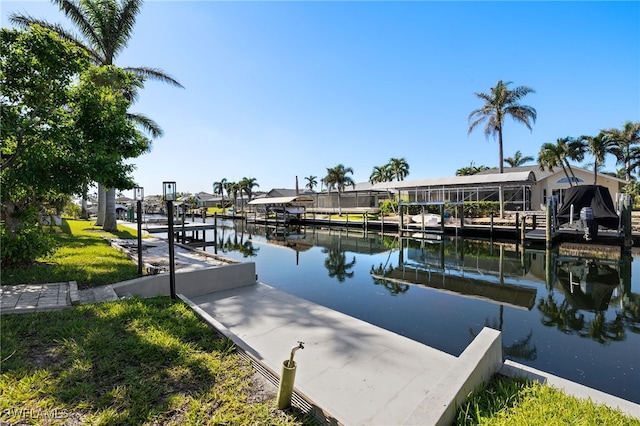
xmin=127 ymin=112 xmax=164 ymax=138
xmin=52 ymin=0 xmax=107 ymax=61
xmin=124 ymin=66 xmax=184 ymax=88
xmin=9 ymin=13 xmax=104 ymax=63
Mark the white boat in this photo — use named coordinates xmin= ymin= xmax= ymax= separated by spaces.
xmin=410 ymin=213 xmax=440 ymax=226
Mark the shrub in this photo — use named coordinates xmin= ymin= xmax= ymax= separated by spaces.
xmin=380 ymin=199 xmax=398 ymax=215
xmin=1 ymin=222 xmax=58 ymax=266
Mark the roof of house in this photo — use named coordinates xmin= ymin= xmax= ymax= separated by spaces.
xmin=248 ymin=195 xmax=315 ymax=205
xmin=371 ymin=171 xmax=537 ymax=190
xmin=477 ymin=165 xmax=627 ymax=184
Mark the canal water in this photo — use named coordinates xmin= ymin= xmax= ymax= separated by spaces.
xmin=181 ymin=219 xmax=640 ymax=404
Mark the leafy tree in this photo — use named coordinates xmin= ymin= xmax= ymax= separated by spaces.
xmin=1 ymin=26 xmax=89 ymax=264
xmin=322 ymin=164 xmax=355 ymax=216
xmin=504 ymin=150 xmax=534 ymax=167
xmin=304 ymin=175 xmax=318 ymax=191
xmin=605 ymin=121 xmax=640 ymax=181
xmin=71 ymin=66 xmax=150 ymax=193
xmin=11 ymin=0 xmax=183 ymax=232
xmin=468 ymin=80 xmax=536 ymax=217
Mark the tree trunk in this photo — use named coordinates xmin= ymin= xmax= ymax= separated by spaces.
xmin=498 ymin=128 xmax=505 ymax=218
xmin=2 ymin=200 xmax=21 ymax=234
xmin=96 ymin=183 xmax=106 ymax=226
xmin=80 ymin=197 xmax=88 ymax=219
xmin=80 ymin=183 xmax=89 ymax=219
xmin=103 ymin=187 xmax=118 ymax=231
xmin=560 ymin=164 xmax=573 ymax=186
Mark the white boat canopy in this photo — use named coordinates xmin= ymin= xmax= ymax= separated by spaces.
xmin=248 ymin=195 xmax=315 ymax=205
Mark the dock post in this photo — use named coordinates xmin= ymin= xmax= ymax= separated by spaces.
xmin=532 ymin=215 xmax=537 ymax=230
xmin=181 ymin=207 xmax=186 ymax=244
xmin=490 ymin=212 xmax=494 ymax=237
xmin=440 ymin=204 xmax=445 ymax=234
xmin=515 ymin=212 xmax=520 ymax=242
xmin=622 ymin=199 xmax=632 ymax=253
xmin=381 ymin=214 xmax=385 ymax=233
xmin=520 ymin=216 xmax=526 ymax=244
xmin=545 ymin=204 xmax=553 ymax=248
xmin=460 ymin=203 xmax=464 ymax=232
xmin=545 ymin=247 xmax=553 ymax=290
xmin=399 ymin=203 xmax=404 ymax=237
xmin=214 ymin=212 xmax=218 ymax=254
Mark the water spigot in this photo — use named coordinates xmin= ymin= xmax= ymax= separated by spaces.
xmin=288 ymin=341 xmax=304 ymax=366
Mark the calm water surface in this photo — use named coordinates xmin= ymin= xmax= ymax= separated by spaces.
xmin=181 ymin=219 xmax=639 ymax=404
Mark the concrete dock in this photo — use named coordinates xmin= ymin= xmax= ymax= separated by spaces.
xmin=185 ymin=283 xmax=503 ymax=426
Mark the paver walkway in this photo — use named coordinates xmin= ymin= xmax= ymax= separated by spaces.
xmin=1 ymin=283 xmax=70 ymax=313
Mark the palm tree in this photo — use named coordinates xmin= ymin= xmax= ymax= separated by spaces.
xmin=11 ymin=0 xmax=183 ymax=232
xmin=579 ymin=131 xmax=615 ymax=185
xmin=538 ymin=142 xmax=574 ymax=185
xmin=605 ymin=121 xmax=640 ymax=181
xmin=504 ymin=150 xmax=534 ymax=168
xmin=225 ymin=181 xmax=240 ymax=212
xmin=213 ymin=178 xmax=227 ymax=207
xmin=322 ymin=164 xmax=355 ymax=216
xmin=388 ymin=157 xmax=409 ymax=181
xmin=369 ymin=165 xmax=393 ymax=184
xmin=538 ymin=137 xmax=585 ymax=187
xmin=304 ymin=175 xmax=318 ymax=191
xmin=468 ymin=80 xmax=536 ymax=217
xmin=239 ymin=177 xmax=259 ymax=211
xmin=455 ymin=161 xmax=489 ymax=176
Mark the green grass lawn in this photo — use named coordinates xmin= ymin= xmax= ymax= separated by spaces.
xmin=1 ymin=219 xmax=140 ymax=289
xmin=0 ymin=297 xmax=305 ymax=425
xmin=455 ymin=375 xmax=640 ymax=425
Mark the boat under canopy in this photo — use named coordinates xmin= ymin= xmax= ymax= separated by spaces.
xmin=556 ymin=185 xmax=619 ymax=230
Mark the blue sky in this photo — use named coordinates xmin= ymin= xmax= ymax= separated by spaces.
xmin=2 ymin=1 xmax=639 ymax=197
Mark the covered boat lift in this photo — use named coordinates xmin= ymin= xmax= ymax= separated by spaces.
xmin=247 ymin=195 xmax=315 ymax=225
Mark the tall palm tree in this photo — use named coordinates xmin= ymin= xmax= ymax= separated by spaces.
xmin=605 ymin=121 xmax=640 ymax=181
xmin=304 ymin=175 xmax=318 ymax=191
xmin=322 ymin=164 xmax=355 ymax=216
xmin=213 ymin=178 xmax=227 ymax=207
xmin=578 ymin=131 xmax=615 ymax=185
xmin=468 ymin=80 xmax=536 ymax=217
xmin=504 ymin=150 xmax=534 ymax=168
xmin=11 ymin=0 xmax=183 ymax=232
xmin=388 ymin=157 xmax=409 ymax=181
